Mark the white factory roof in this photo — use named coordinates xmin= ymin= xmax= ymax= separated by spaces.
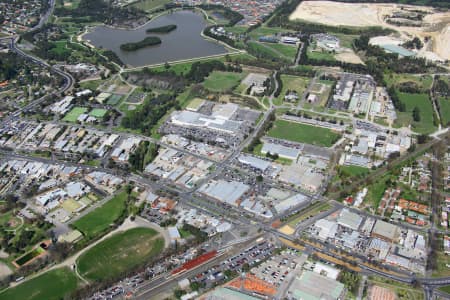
xmin=386 ymin=143 xmax=401 ymax=153
xmin=146 ymin=192 xmax=159 ymax=203
xmin=238 ymin=154 xmax=271 ymax=171
xmin=171 ymin=110 xmax=242 ymax=134
xmin=199 ymin=180 xmax=249 ymax=206
xmin=372 ymin=220 xmax=400 ymax=241
xmin=337 ymin=209 xmax=363 ymax=230
xmin=216 ymin=222 xmax=232 ymax=233
xmin=75 ymin=89 xmax=92 ymax=97
xmin=168 ymin=226 xmax=181 ymax=240
xmin=66 ymin=181 xmax=90 ymax=198
xmin=274 ymin=193 xmax=308 ymax=214
xmin=313 ymin=262 xmax=340 ymax=280
xmin=315 ymin=219 xmax=338 ymax=240
xmin=261 ymin=143 xmax=300 ymax=160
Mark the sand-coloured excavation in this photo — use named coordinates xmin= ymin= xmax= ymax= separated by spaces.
xmin=289 ymin=1 xmax=450 ymax=60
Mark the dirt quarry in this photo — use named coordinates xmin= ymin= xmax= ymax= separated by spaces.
xmin=289 ymin=1 xmax=450 ymax=60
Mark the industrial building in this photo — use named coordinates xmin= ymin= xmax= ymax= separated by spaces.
xmin=237 ymin=154 xmax=271 ymax=172
xmin=287 ymin=271 xmax=345 ymax=300
xmin=198 ymin=180 xmax=250 ymax=207
xmin=311 ymin=33 xmax=340 ymax=51
xmin=261 ymin=142 xmax=300 ymax=160
xmin=337 ymin=208 xmax=363 ymax=231
xmin=371 ymin=220 xmax=400 ymax=242
xmin=170 ymin=110 xmax=242 ymax=135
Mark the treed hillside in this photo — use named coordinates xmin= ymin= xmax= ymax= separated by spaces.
xmin=54 ymin=0 xmax=147 ymax=26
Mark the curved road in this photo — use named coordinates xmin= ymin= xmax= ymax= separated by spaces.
xmin=0 ymin=36 xmax=74 ymax=120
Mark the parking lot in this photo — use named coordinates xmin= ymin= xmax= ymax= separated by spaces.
xmin=189 ymin=240 xmax=276 ymax=289
xmin=251 ymin=249 xmax=303 ymax=286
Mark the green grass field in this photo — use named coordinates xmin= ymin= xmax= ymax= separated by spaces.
xmin=107 ymin=94 xmax=122 ymax=105
xmin=285 ymin=202 xmax=331 ymax=227
xmin=339 ymin=165 xmax=369 ymax=177
xmin=186 ymin=98 xmax=204 ymax=111
xmin=0 ymin=211 xmax=21 ymax=230
xmin=267 ymin=120 xmax=341 ymax=147
xmin=79 ymin=79 xmax=102 ymax=91
xmin=50 ymin=40 xmax=70 ymax=56
xmin=248 ymin=42 xmax=290 ymax=62
xmin=62 ymin=107 xmax=88 ymax=122
xmin=307 ymin=49 xmax=336 ymax=61
xmin=263 ymin=43 xmax=298 ymax=60
xmin=149 ymin=53 xmax=255 ymax=75
xmin=56 ymin=0 xmax=80 ymax=9
xmin=203 ymin=71 xmax=245 ymax=92
xmin=77 ymin=227 xmax=164 ymax=281
xmin=72 ymin=190 xmax=127 ymax=238
xmin=276 ymin=75 xmax=310 ymax=105
xmin=439 ymin=97 xmax=450 ymax=126
xmin=385 ymin=73 xmax=433 ymax=92
xmin=365 ymin=175 xmax=390 ymax=208
xmin=439 ymin=285 xmax=450 ymax=294
xmin=248 ymin=26 xmax=291 ymax=39
xmin=333 ymin=33 xmax=359 ymax=48
xmin=432 ymin=252 xmax=450 ymax=277
xmin=89 ymin=108 xmax=108 ymax=118
xmin=0 ymin=267 xmax=78 ymax=300
xmin=395 ymin=93 xmax=437 ymax=134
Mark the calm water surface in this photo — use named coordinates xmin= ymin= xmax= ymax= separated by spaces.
xmin=83 ymin=10 xmax=228 ymax=67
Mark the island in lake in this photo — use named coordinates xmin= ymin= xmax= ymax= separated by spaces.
xmin=120 ymin=37 xmax=162 ymax=51
xmin=146 ymin=24 xmax=177 ymax=33
xmin=83 ymin=10 xmax=228 ymax=67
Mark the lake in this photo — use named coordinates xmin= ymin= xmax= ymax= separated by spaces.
xmin=83 ymin=10 xmax=228 ymax=67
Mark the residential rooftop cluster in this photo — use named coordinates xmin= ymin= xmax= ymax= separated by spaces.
xmin=0 ymin=159 xmax=79 ymax=206
xmin=0 ymin=159 xmax=122 ymax=231
xmin=0 ymin=0 xmax=45 ymax=35
xmin=174 ymin=0 xmax=282 ymax=26
xmin=0 ymin=120 xmax=120 ymax=159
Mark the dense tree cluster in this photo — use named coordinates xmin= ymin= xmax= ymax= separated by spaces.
xmin=388 ymin=86 xmax=406 ymax=112
xmin=121 ymin=94 xmax=179 ymax=135
xmin=128 ymin=141 xmax=159 ymax=171
xmin=435 ymin=77 xmax=450 ymax=97
xmin=403 ymin=37 xmax=423 ymax=50
xmin=0 ymin=53 xmax=21 ymax=81
xmin=54 ymin=0 xmax=147 ymax=26
xmin=204 ymin=26 xmax=236 ymax=48
xmin=354 ymin=34 xmax=436 ymax=75
xmin=185 ymin=60 xmax=227 ymax=83
xmin=413 ymin=106 xmax=421 ymax=122
xmin=120 ymin=37 xmax=161 ymax=51
xmin=146 ymin=24 xmax=177 ymax=33
xmin=102 ymin=50 xmax=125 ymax=68
xmin=197 ymin=4 xmax=244 ymax=26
